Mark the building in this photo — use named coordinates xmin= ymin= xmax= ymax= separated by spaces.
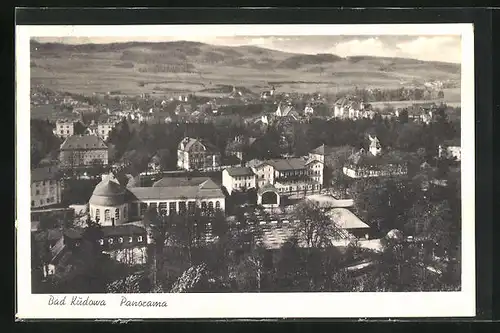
xmin=222 ymin=167 xmax=256 ymax=195
xmin=59 ymin=135 xmax=109 ymax=168
xmin=31 ymin=166 xmax=63 ymax=209
xmin=53 ymin=119 xmax=76 ymax=138
xmin=274 ymin=102 xmax=299 ymax=120
xmin=97 ymin=118 xmax=120 ymax=141
xmin=245 ymin=145 xmax=325 ymax=204
xmin=334 ymin=96 xmax=365 ymax=119
xmin=304 ymin=104 xmax=314 ymax=115
xmin=438 ymin=138 xmax=461 ymax=161
xmin=226 ymin=135 xmax=257 ymax=162
xmin=88 ymin=173 xmax=226 ymax=226
xmin=326 ymin=208 xmax=371 ymax=239
xmin=177 ymin=137 xmax=221 ymax=171
xmin=343 ymin=135 xmax=408 ymax=178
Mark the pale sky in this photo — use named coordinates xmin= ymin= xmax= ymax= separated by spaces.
xmin=32 ymin=35 xmax=462 ymax=63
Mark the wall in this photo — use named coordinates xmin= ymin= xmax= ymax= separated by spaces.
xmin=89 ymin=203 xmax=128 ymax=225
xmin=31 ymin=179 xmax=62 ymax=208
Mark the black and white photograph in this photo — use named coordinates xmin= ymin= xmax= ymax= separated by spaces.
xmin=16 ymin=23 xmax=475 ymax=318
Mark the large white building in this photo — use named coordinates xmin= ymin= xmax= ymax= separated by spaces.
xmin=177 ymin=137 xmax=221 ymax=171
xmin=438 ymin=138 xmax=461 ymax=161
xmin=222 ymin=167 xmax=256 ymax=195
xmin=343 ymin=135 xmax=408 ymax=179
xmin=88 ymin=173 xmax=226 ymax=226
xmin=31 ymin=166 xmax=63 ymax=209
xmin=53 ymin=119 xmax=76 ymax=139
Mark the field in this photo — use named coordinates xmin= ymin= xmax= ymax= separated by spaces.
xmin=31 ymin=40 xmax=462 ymax=101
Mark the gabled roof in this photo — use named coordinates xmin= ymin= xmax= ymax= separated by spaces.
xmin=225 ymin=167 xmax=255 ymax=177
xmin=265 ymin=158 xmax=306 ymax=171
xmin=327 ymin=208 xmax=369 ymax=230
xmin=275 ymin=103 xmax=298 ymax=117
xmin=178 ymin=137 xmax=218 ymax=153
xmin=60 ymin=135 xmax=107 ymax=150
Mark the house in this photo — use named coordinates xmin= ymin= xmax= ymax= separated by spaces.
xmin=275 ymin=102 xmax=299 ymax=120
xmin=88 ymin=173 xmax=226 ymax=225
xmin=31 ymin=166 xmax=63 ymax=209
xmin=177 ymin=137 xmax=221 ymax=171
xmin=59 ymin=135 xmax=109 ymax=168
xmin=53 ymin=118 xmax=77 ymax=138
xmin=226 ymin=135 xmax=257 ymax=162
xmin=261 ymin=86 xmax=275 ymax=99
xmin=97 ymin=118 xmax=120 ymax=141
xmin=304 ymin=104 xmax=314 ymax=115
xmin=246 ymin=145 xmax=325 ymax=201
xmin=334 ymin=96 xmax=365 ymax=119
xmin=175 ymin=104 xmax=193 ymax=115
xmin=343 ymin=135 xmax=408 ymax=179
xmin=438 ymin=138 xmax=461 ymax=161
xmin=222 ymin=167 xmax=256 ymax=195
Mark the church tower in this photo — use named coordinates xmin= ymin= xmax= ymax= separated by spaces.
xmin=368 ymin=134 xmax=382 ymax=156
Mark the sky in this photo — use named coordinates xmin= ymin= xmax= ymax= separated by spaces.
xmin=32 ymin=35 xmax=462 ymax=63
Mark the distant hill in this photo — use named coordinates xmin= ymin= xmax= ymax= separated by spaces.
xmin=30 ymin=40 xmax=461 ymax=97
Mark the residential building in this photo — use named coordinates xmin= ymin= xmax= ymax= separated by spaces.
xmin=438 ymin=138 xmax=461 ymax=161
xmin=59 ymin=135 xmax=109 ymax=168
xmin=334 ymin=96 xmax=365 ymax=119
xmin=177 ymin=137 xmax=221 ymax=171
xmin=274 ymin=102 xmax=299 ymax=120
xmin=53 ymin=119 xmax=76 ymax=138
xmin=226 ymin=135 xmax=257 ymax=162
xmin=343 ymin=135 xmax=408 ymax=178
xmin=97 ymin=118 xmax=120 ymax=141
xmin=31 ymin=166 xmax=63 ymax=209
xmin=88 ymin=173 xmax=226 ymax=225
xmin=304 ymin=104 xmax=314 ymax=115
xmin=246 ymin=145 xmax=325 ymax=203
xmin=222 ymin=167 xmax=256 ymax=194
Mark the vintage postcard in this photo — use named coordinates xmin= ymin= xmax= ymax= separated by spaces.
xmin=16 ymin=23 xmax=475 ymax=319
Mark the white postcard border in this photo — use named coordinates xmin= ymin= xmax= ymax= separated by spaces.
xmin=16 ymin=23 xmax=475 ymax=319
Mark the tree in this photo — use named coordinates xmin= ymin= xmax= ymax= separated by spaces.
xmin=292 ymin=200 xmax=340 ymax=249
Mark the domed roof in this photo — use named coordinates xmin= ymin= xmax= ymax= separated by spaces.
xmin=386 ymin=229 xmax=404 ymax=241
xmin=89 ymin=178 xmax=126 ymax=206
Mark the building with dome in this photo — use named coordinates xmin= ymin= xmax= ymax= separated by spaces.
xmin=88 ymin=173 xmax=226 ymax=226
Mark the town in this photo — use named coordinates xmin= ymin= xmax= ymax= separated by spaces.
xmin=30 ymin=51 xmax=462 ymax=294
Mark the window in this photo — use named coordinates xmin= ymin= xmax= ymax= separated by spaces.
xmin=40 ymin=200 xmax=43 ymax=205
xmin=118 ymin=237 xmax=123 ymax=243
xmin=99 ymin=239 xmax=104 ymax=245
xmin=208 ymin=202 xmax=214 ymax=211
xmin=31 ymin=200 xmax=34 ymax=206
xmin=169 ymin=202 xmax=176 ymax=215
xmin=138 ymin=236 xmax=143 ymax=242
xmin=108 ymin=238 xmax=114 ymax=244
xmin=215 ymin=201 xmax=221 ymax=209
xmin=36 ymin=190 xmax=40 ymax=195
xmin=115 ymin=208 xmax=120 ymax=221
xmin=96 ymin=209 xmax=100 ymax=220
xmin=123 ymin=206 xmax=127 ymax=218
xmin=42 ymin=181 xmax=46 ymax=186
xmin=104 ymin=209 xmax=110 ymax=221
xmin=129 ymin=236 xmax=133 ymax=243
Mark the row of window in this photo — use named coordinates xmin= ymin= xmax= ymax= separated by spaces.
xmin=234 ymin=176 xmax=252 ymax=181
xmin=98 ymin=235 xmax=143 ymax=245
xmin=94 ymin=208 xmax=124 ymax=221
xmin=35 ymin=180 xmax=58 ymax=187
xmin=31 ymin=196 xmax=57 ymax=206
xmin=60 ymin=130 xmax=71 ymax=134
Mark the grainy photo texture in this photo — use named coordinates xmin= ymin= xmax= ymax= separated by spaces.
xmin=16 ymin=24 xmax=475 ymax=319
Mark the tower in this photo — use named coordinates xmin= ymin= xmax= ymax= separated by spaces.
xmin=368 ymin=135 xmax=382 ymax=157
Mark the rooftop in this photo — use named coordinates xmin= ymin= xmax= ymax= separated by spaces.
xmin=264 ymin=157 xmax=307 ymax=171
xmin=60 ymin=135 xmax=108 ymax=150
xmin=326 ymin=208 xmax=370 ymax=230
xmin=152 ymin=176 xmax=215 ymax=188
xmin=31 ymin=166 xmax=60 ymax=182
xmin=225 ymin=167 xmax=255 ymax=177
xmin=128 ymin=184 xmax=225 ymax=201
